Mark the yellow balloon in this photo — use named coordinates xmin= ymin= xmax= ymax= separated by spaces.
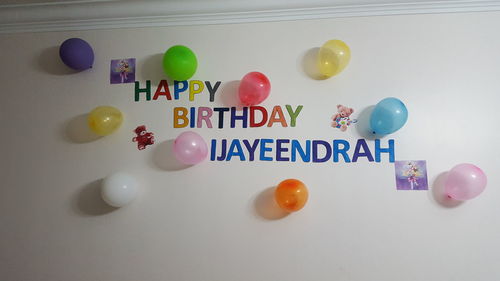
xmin=87 ymin=106 xmax=123 ymax=136
xmin=318 ymin=39 xmax=351 ymax=78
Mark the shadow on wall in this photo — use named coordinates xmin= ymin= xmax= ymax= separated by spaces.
xmin=72 ymin=179 xmax=117 ymax=216
xmin=253 ymin=186 xmax=289 ymax=220
xmin=149 ymin=139 xmax=191 ymax=171
xmin=62 ymin=114 xmax=101 ymax=143
xmin=138 ymin=53 xmax=169 ymax=88
xmin=354 ymin=105 xmax=386 ymax=140
xmin=429 ymin=172 xmax=463 ymax=208
xmin=301 ymin=47 xmax=328 ymax=80
xmin=218 ymin=80 xmax=242 ymax=108
xmin=35 ymin=46 xmax=81 ymax=75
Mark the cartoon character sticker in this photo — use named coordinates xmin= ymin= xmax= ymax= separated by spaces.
xmin=132 ymin=125 xmax=155 ymax=150
xmin=394 ymin=160 xmax=429 ymax=190
xmin=110 ymin=58 xmax=135 ymax=84
xmin=332 ymin=104 xmax=357 ymax=131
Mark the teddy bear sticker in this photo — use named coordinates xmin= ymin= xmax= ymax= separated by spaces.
xmin=132 ymin=125 xmax=155 ymax=150
xmin=331 ymin=104 xmax=357 ymax=131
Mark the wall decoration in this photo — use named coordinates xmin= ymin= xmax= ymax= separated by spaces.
xmin=210 ymin=138 xmax=395 ymax=163
xmin=163 ymin=45 xmax=198 ymax=81
xmin=445 ymin=163 xmax=487 ymax=200
xmin=87 ymin=106 xmax=123 ymax=136
xmin=274 ymin=179 xmax=309 ymax=212
xmin=101 ymin=172 xmax=139 ymax=207
xmin=395 ymin=160 xmax=428 ymax=190
xmin=59 ymin=38 xmax=94 ymax=71
xmin=110 ymin=58 xmax=135 ymax=84
xmin=238 ymin=72 xmax=271 ymax=106
xmin=173 ymin=131 xmax=208 ymax=165
xmin=370 ymin=97 xmax=408 ymax=135
xmin=132 ymin=125 xmax=155 ymax=150
xmin=133 ymin=79 xmax=397 ymax=164
xmin=317 ymin=39 xmax=351 ymax=78
xmin=331 ymin=104 xmax=357 ymax=131
xmin=134 ymin=80 xmax=221 ymax=102
xmin=173 ymin=105 xmax=303 ymax=129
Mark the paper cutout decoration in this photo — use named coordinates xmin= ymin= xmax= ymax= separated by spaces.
xmin=331 ymin=104 xmax=357 ymax=131
xmin=111 ymin=58 xmax=135 ymax=84
xmin=132 ymin=125 xmax=155 ymax=150
xmin=395 ymin=160 xmax=428 ymax=190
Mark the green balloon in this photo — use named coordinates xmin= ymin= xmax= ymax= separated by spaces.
xmin=162 ymin=45 xmax=197 ymax=81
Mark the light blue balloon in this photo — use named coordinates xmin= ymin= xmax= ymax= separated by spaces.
xmin=370 ymin=97 xmax=408 ymax=135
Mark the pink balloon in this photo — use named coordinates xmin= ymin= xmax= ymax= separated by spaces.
xmin=173 ymin=131 xmax=208 ymax=165
xmin=238 ymin=72 xmax=271 ymax=106
xmin=445 ymin=163 xmax=487 ymax=200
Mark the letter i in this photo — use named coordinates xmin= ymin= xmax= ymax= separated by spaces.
xmin=190 ymin=107 xmax=195 ymax=128
xmin=210 ymin=139 xmax=217 ymax=161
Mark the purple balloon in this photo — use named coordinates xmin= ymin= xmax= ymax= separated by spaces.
xmin=173 ymin=131 xmax=208 ymax=165
xmin=59 ymin=38 xmax=94 ymax=70
xmin=445 ymin=163 xmax=487 ymax=200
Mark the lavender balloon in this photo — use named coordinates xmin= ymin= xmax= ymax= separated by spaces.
xmin=173 ymin=131 xmax=208 ymax=165
xmin=59 ymin=38 xmax=94 ymax=70
xmin=445 ymin=163 xmax=487 ymax=200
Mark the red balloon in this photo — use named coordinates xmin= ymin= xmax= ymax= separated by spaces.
xmin=238 ymin=72 xmax=271 ymax=106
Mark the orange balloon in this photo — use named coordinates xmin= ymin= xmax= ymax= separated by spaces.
xmin=274 ymin=179 xmax=309 ymax=212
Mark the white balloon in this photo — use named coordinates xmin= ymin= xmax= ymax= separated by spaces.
xmin=101 ymin=172 xmax=138 ymax=207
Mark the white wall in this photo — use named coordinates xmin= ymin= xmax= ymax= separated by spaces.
xmin=1 ymin=11 xmax=500 ymax=281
